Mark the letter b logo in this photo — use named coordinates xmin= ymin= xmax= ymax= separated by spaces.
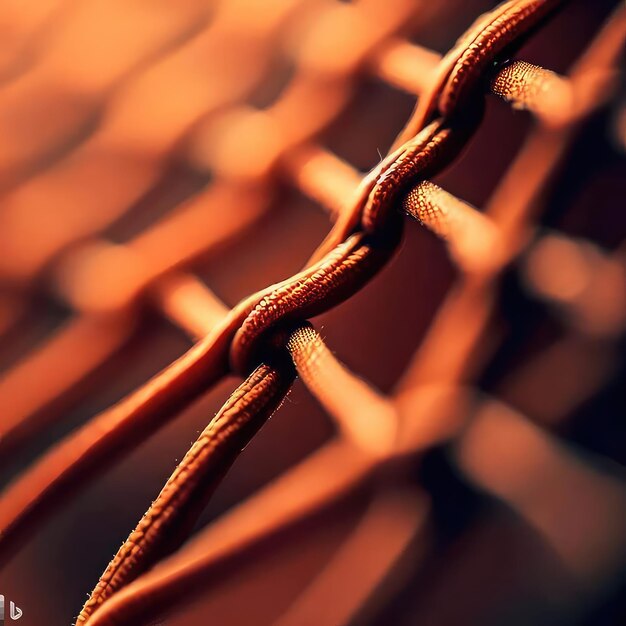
xmin=0 ymin=595 xmax=23 ymax=623
xmin=9 ymin=602 xmax=22 ymax=621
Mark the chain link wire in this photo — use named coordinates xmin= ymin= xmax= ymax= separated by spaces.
xmin=0 ymin=0 xmax=624 ymax=624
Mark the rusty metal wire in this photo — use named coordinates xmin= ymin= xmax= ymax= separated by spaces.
xmin=0 ymin=0 xmax=624 ymax=625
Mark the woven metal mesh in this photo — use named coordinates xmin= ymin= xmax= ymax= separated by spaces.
xmin=0 ymin=1 xmax=625 ymax=624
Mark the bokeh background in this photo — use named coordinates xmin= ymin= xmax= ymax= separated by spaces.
xmin=0 ymin=0 xmax=625 ymax=624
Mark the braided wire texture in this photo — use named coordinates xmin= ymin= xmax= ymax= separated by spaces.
xmin=0 ymin=0 xmax=624 ymax=625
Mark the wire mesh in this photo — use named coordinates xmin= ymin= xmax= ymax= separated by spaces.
xmin=0 ymin=0 xmax=625 ymax=625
